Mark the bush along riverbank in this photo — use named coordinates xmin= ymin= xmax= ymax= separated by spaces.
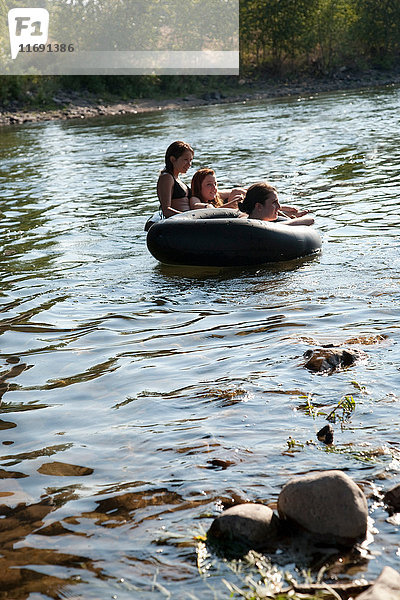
xmin=1 ymin=67 xmax=400 ymax=127
xmin=208 ymin=470 xmax=400 ymax=599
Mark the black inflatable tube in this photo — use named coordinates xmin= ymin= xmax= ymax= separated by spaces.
xmin=146 ymin=208 xmax=322 ymax=267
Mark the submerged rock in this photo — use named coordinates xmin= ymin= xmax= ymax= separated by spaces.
xmin=384 ymin=484 xmax=400 ymax=513
xmin=277 ymin=470 xmax=368 ymax=547
xmin=303 ymin=347 xmax=363 ymax=373
xmin=356 ymin=566 xmax=400 ymax=599
xmin=345 ymin=334 xmax=388 ymax=345
xmin=208 ymin=503 xmax=280 ymax=550
xmin=206 ymin=458 xmax=235 ymax=470
xmin=317 ymin=424 xmax=334 ymax=444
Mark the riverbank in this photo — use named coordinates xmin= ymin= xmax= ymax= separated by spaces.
xmin=1 ymin=67 xmax=400 ymax=127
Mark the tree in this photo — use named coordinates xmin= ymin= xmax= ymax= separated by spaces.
xmin=353 ymin=0 xmax=400 ymax=64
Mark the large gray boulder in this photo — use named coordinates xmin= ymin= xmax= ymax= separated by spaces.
xmin=357 ymin=566 xmax=400 ymax=600
xmin=208 ymin=503 xmax=280 ymax=549
xmin=277 ymin=470 xmax=368 ymax=547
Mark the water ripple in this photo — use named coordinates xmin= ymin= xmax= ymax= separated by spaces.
xmin=1 ymin=85 xmax=400 ymax=598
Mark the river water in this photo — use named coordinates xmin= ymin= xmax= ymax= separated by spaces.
xmin=0 ymin=85 xmax=400 ymax=599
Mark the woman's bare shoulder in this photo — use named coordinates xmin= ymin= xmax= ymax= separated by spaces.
xmin=157 ymin=172 xmax=174 ymax=193
xmin=158 ymin=171 xmax=174 ymax=182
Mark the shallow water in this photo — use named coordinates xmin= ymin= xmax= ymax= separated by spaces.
xmin=1 ymin=84 xmax=400 ymax=599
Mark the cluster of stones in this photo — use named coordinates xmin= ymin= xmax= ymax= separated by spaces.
xmin=0 ymin=91 xmax=232 ymax=127
xmin=208 ymin=470 xmax=400 ymax=598
xmin=0 ymin=102 xmax=139 ymax=126
xmin=209 ymin=470 xmax=368 ymax=549
xmin=3 ymin=70 xmax=400 ymax=128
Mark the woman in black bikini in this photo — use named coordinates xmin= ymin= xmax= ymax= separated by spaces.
xmin=157 ymin=141 xmax=245 ymax=217
xmin=157 ymin=141 xmax=194 ymax=217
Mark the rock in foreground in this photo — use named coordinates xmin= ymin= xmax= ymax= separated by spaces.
xmin=277 ymin=470 xmax=368 ymax=547
xmin=208 ymin=503 xmax=280 ymax=550
xmin=357 ymin=566 xmax=400 ymax=599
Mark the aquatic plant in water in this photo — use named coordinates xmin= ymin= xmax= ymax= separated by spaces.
xmin=297 ymin=394 xmax=356 ymax=425
xmin=326 ymin=395 xmax=356 ymax=423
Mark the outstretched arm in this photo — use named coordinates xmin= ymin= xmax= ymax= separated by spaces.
xmin=279 ymin=204 xmax=309 ymax=219
xmin=285 ymin=215 xmax=315 ymax=226
xmin=189 ymin=196 xmax=214 ymax=210
xmin=220 ymin=187 xmax=247 ymax=208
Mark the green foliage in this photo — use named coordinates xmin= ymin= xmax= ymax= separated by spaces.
xmin=312 ymin=0 xmax=358 ymax=72
xmin=240 ymin=0 xmax=400 ymax=73
xmin=297 ymin=394 xmax=327 ymax=420
xmin=0 ymin=75 xmax=58 ymax=104
xmin=57 ymin=75 xmax=160 ymax=98
xmin=352 ymin=0 xmax=400 ymax=65
xmin=297 ymin=393 xmax=356 ymax=425
xmin=326 ymin=395 xmax=355 ymax=423
xmin=240 ymin=0 xmax=320 ymax=70
xmin=1 ymin=0 xmax=400 ymax=106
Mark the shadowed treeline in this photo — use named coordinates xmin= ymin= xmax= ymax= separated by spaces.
xmin=1 ymin=0 xmax=400 ymax=113
xmin=240 ymin=0 xmax=400 ymax=74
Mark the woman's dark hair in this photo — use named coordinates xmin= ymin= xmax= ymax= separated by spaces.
xmin=190 ymin=168 xmax=223 ymax=207
xmin=164 ymin=141 xmax=194 ymax=174
xmin=238 ymin=182 xmax=277 ymax=214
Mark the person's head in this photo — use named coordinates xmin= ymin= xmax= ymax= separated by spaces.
xmin=239 ymin=182 xmax=280 ymax=221
xmin=190 ymin=168 xmax=223 ymax=206
xmin=164 ymin=141 xmax=194 ymax=175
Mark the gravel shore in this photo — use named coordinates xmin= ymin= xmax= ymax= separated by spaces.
xmin=1 ymin=69 xmax=400 ymax=127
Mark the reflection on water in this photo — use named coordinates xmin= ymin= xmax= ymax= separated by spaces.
xmin=1 ymin=85 xmax=400 ymax=598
